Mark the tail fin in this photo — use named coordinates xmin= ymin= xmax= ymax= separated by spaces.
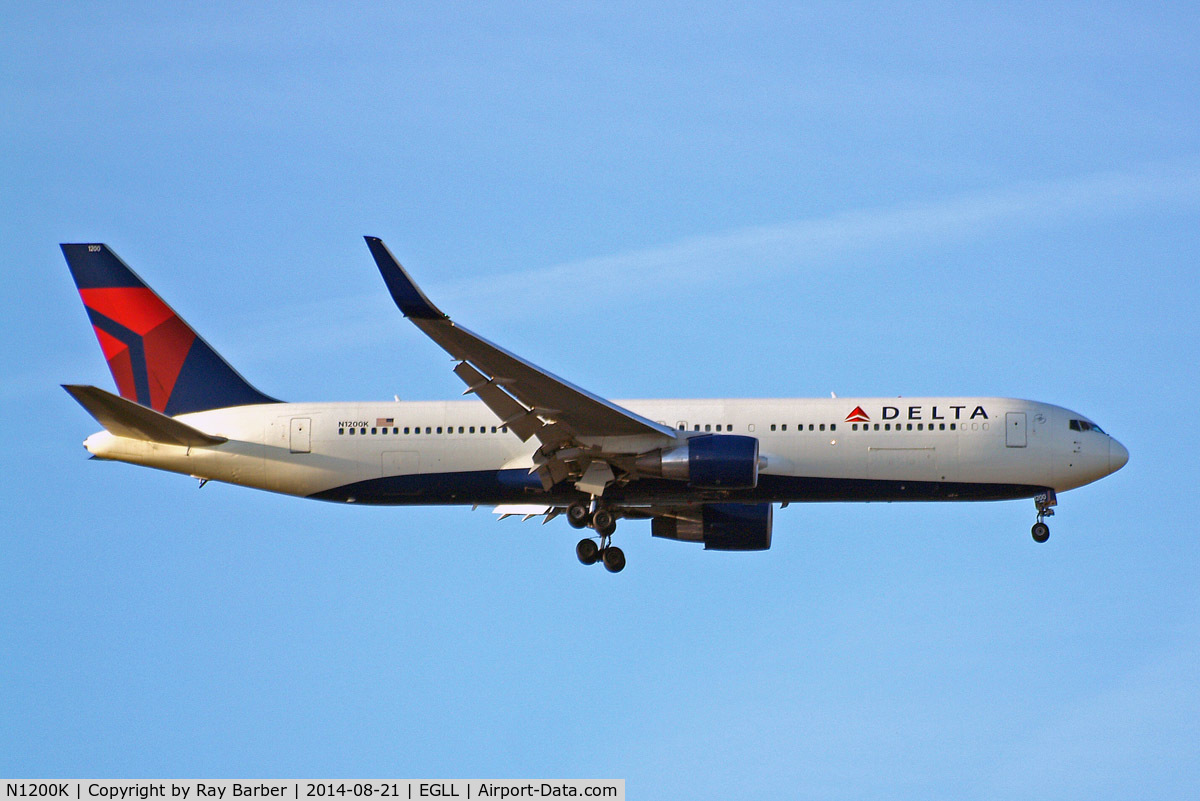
xmin=61 ymin=243 xmax=281 ymax=415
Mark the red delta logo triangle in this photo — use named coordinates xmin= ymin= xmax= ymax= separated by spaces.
xmin=845 ymin=406 xmax=870 ymax=423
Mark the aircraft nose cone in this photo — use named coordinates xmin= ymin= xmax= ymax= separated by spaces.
xmin=1109 ymin=439 xmax=1129 ymax=473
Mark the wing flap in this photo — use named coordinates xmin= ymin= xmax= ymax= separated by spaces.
xmin=452 ymin=361 xmax=540 ymax=441
xmin=64 ymin=384 xmax=228 ymax=447
xmin=491 ymin=504 xmax=563 ymax=524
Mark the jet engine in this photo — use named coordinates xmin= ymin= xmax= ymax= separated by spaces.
xmin=651 ymin=502 xmax=773 ymax=551
xmin=635 ymin=434 xmax=760 ymax=489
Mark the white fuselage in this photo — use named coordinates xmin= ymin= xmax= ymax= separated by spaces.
xmin=81 ymin=396 xmax=1126 ymax=507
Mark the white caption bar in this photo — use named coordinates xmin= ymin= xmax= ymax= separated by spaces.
xmin=1 ymin=783 xmax=623 ymax=801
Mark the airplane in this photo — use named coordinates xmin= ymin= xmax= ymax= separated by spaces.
xmin=61 ymin=238 xmax=1129 ymax=573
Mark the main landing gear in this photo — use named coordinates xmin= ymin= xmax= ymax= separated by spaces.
xmin=1031 ymin=491 xmax=1057 ymax=543
xmin=568 ymin=501 xmax=625 ymax=573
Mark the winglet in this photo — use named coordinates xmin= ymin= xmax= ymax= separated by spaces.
xmin=64 ymin=384 xmax=228 ymax=447
xmin=364 ymin=236 xmax=447 ymax=319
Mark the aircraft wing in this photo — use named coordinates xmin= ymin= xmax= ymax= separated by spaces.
xmin=365 ymin=237 xmax=679 ymax=453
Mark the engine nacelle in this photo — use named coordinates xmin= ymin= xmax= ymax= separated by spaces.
xmin=652 ymin=502 xmax=773 ymax=551
xmin=635 ymin=434 xmax=759 ymax=489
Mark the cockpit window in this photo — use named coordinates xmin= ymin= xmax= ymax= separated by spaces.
xmin=1069 ymin=419 xmax=1106 ymax=434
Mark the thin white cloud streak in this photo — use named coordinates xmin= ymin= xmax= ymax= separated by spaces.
xmin=444 ymin=162 xmax=1200 ymax=311
xmin=228 ymin=161 xmax=1200 ymax=362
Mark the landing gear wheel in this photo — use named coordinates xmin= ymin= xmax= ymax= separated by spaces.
xmin=567 ymin=502 xmax=591 ymax=529
xmin=1032 ymin=491 xmax=1056 ymax=543
xmin=591 ymin=508 xmax=617 ymax=537
xmin=602 ymin=546 xmax=626 ymax=573
xmin=576 ymin=538 xmax=600 ymax=565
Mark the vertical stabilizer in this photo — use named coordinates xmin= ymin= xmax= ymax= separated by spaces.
xmin=61 ymin=243 xmax=281 ymax=415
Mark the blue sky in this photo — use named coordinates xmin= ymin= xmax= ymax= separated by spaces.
xmin=3 ymin=2 xmax=1199 ymax=797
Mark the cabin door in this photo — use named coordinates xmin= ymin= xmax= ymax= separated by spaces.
xmin=1006 ymin=412 xmax=1027 ymax=447
xmin=290 ymin=417 xmax=311 ymax=453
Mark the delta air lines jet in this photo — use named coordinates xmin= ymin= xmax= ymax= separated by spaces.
xmin=62 ymin=238 xmax=1128 ymax=573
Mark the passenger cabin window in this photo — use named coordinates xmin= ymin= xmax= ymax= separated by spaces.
xmin=770 ymin=424 xmax=776 ymax=431
xmin=781 ymin=424 xmax=787 ymax=431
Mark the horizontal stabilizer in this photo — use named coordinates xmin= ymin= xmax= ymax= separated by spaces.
xmin=64 ymin=384 xmax=228 ymax=447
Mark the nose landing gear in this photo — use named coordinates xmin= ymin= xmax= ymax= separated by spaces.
xmin=569 ymin=501 xmax=626 ymax=573
xmin=1031 ymin=491 xmax=1057 ymax=543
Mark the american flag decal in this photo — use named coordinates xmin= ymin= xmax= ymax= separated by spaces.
xmin=377 ymin=417 xmax=394 ymax=426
